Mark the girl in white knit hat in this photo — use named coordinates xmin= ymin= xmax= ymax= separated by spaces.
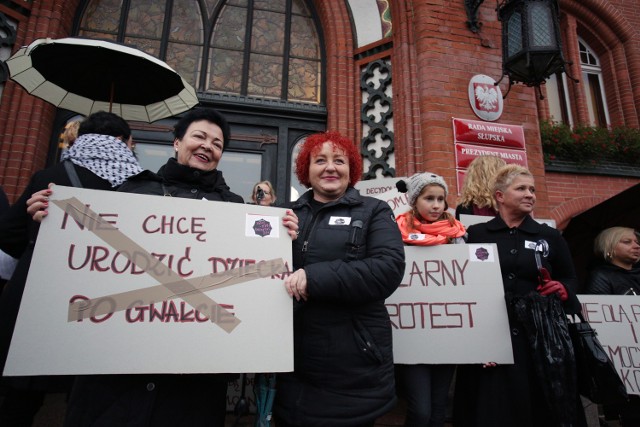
xmin=396 ymin=172 xmax=466 ymax=245
xmin=394 ymin=172 xmax=466 ymax=427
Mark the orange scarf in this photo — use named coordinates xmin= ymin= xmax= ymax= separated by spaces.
xmin=396 ymin=211 xmax=466 ymax=246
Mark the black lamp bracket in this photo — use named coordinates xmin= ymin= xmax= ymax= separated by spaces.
xmin=465 ymin=0 xmax=486 ymax=33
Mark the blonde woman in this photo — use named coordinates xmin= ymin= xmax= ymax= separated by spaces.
xmin=587 ymin=226 xmax=640 ymax=295
xmin=586 ymin=227 xmax=640 ymax=425
xmin=453 ymin=164 xmax=583 ymax=427
xmin=251 ymin=180 xmax=277 ymax=206
xmin=61 ymin=119 xmax=82 ymax=149
xmin=455 ymin=155 xmax=506 ymax=218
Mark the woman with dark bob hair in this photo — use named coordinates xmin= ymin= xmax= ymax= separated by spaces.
xmin=27 ymin=108 xmax=299 ymax=427
xmin=273 ymin=131 xmax=405 ymax=427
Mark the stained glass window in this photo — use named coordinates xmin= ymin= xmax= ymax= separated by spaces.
xmin=78 ymin=0 xmax=322 ymax=103
xmin=166 ymin=0 xmax=204 ymax=87
xmin=127 ymin=0 xmax=165 ymax=39
xmin=78 ymin=0 xmax=123 ymax=40
xmin=208 ymin=0 xmax=321 ymax=103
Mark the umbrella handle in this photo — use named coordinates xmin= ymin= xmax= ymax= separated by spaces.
xmin=109 ymin=81 xmax=114 ymax=113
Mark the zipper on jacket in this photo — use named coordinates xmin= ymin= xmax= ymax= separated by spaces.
xmin=298 ymin=197 xmax=361 ymax=264
xmin=300 ymin=214 xmax=319 ymax=264
xmin=343 ymin=219 xmax=364 ymax=261
xmin=299 ymin=206 xmax=327 ymax=265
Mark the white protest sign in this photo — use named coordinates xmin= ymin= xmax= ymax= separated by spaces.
xmin=387 ymin=244 xmax=514 ymax=364
xmin=5 ymin=186 xmax=293 ymax=376
xmin=355 ymin=177 xmax=410 ymax=215
xmin=578 ymin=295 xmax=640 ymax=396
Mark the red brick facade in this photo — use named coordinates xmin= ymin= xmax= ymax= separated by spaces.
xmin=0 ymin=0 xmax=638 ymax=227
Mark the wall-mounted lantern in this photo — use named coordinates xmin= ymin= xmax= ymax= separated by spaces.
xmin=465 ymin=0 xmax=576 ymax=97
xmin=498 ymin=0 xmax=573 ymax=92
xmin=465 ymin=0 xmax=486 ymax=33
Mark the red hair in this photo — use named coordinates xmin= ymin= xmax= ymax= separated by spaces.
xmin=294 ymin=131 xmax=363 ymax=188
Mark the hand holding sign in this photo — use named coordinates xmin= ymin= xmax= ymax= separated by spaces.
xmin=5 ymin=186 xmax=294 ymax=376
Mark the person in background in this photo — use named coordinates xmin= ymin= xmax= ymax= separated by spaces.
xmin=0 ymin=111 xmax=141 ymax=427
xmin=455 ymin=155 xmax=506 ymax=219
xmin=61 ymin=119 xmax=81 ymax=150
xmin=453 ymin=164 xmax=584 ymax=427
xmin=274 ymin=131 xmax=405 ymax=427
xmin=251 ymin=180 xmax=277 ymax=206
xmin=395 ymin=172 xmax=465 ymax=427
xmin=28 ymin=108 xmax=299 ymax=427
xmin=587 ymin=227 xmax=640 ymax=295
xmin=587 ymin=226 xmax=640 ymax=426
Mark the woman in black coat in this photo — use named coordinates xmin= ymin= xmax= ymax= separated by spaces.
xmin=587 ymin=227 xmax=640 ymax=295
xmin=274 ymin=131 xmax=405 ymax=427
xmin=452 ymin=164 xmax=583 ymax=427
xmin=28 ymin=108 xmax=299 ymax=427
xmin=587 ymin=226 xmax=640 ymax=425
xmin=0 ymin=111 xmax=141 ymax=426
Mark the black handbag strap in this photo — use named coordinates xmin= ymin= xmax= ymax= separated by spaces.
xmin=567 ymin=311 xmax=587 ymax=323
xmin=63 ymin=160 xmax=83 ymax=188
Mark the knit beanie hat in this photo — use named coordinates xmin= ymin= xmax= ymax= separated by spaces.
xmin=400 ymin=172 xmax=448 ymax=207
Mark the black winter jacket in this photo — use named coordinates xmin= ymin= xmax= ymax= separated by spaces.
xmin=586 ymin=263 xmax=640 ymax=295
xmin=274 ymin=187 xmax=405 ymax=427
xmin=454 ymin=215 xmax=582 ymax=427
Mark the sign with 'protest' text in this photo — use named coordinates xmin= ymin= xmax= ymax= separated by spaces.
xmin=387 ymin=243 xmax=514 ymax=364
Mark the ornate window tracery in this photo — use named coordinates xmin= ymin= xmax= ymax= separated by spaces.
xmin=78 ymin=0 xmax=322 ymax=104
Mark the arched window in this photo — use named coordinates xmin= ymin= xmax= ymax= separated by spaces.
xmin=208 ymin=0 xmax=320 ymax=102
xmin=579 ymin=39 xmax=609 ymax=127
xmin=545 ymin=38 xmax=610 ymax=127
xmin=77 ymin=0 xmax=322 ymax=104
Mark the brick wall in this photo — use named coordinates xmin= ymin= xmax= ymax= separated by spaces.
xmin=546 ymin=172 xmax=638 ymax=228
xmin=0 ymin=0 xmax=80 ymax=202
xmin=381 ymin=0 xmax=640 ymax=228
xmin=0 ymin=0 xmax=638 ymax=226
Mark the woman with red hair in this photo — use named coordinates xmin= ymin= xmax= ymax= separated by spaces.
xmin=274 ymin=131 xmax=405 ymax=426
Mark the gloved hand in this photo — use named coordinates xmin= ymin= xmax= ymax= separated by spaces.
xmin=537 ymin=267 xmax=568 ymax=301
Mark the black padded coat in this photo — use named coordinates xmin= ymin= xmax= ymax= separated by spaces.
xmin=273 ymin=187 xmax=405 ymax=427
xmin=453 ymin=215 xmax=583 ymax=427
xmin=586 ymin=263 xmax=640 ymax=295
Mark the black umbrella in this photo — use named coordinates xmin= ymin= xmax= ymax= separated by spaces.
xmin=511 ymin=292 xmax=577 ymax=426
xmin=562 ymin=183 xmax=640 ymax=291
xmin=6 ymin=37 xmax=198 ymax=122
